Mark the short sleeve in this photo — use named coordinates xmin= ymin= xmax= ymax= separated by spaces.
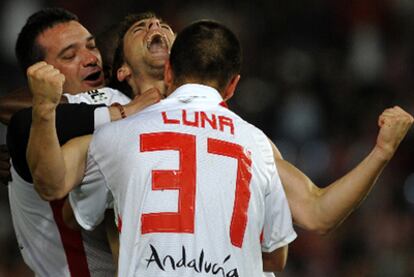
xmin=94 ymin=107 xmax=111 ymax=129
xmin=69 ymin=150 xmax=112 ymax=231
xmin=261 ymin=173 xmax=297 ymax=253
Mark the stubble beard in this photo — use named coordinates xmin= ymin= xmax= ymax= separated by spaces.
xmin=146 ymin=65 xmax=164 ymax=80
xmin=141 ymin=55 xmax=166 ymax=80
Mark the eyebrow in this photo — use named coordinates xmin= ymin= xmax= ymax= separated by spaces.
xmin=57 ymin=35 xmax=95 ymax=57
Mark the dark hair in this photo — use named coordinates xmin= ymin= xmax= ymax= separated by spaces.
xmin=15 ymin=7 xmax=78 ymax=73
xmin=109 ymin=12 xmax=158 ymax=95
xmin=170 ymin=20 xmax=242 ymax=91
xmin=96 ymin=23 xmax=121 ymax=82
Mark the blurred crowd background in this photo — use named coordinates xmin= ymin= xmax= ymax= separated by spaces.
xmin=1 ymin=0 xmax=414 ymax=276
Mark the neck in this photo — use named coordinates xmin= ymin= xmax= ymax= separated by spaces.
xmin=129 ymin=73 xmax=166 ymax=97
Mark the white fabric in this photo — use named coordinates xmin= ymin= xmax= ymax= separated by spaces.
xmin=9 ymin=166 xmax=71 ymax=276
xmin=8 ymin=86 xmax=128 ymax=276
xmin=64 ymin=87 xmax=130 ymax=105
xmin=69 ymin=156 xmax=112 ymax=231
xmin=65 ymin=87 xmax=131 ymax=129
xmin=71 ymin=84 xmax=296 ymax=277
xmin=94 ymin=107 xmax=111 ymax=129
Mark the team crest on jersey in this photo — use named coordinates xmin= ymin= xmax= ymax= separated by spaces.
xmin=86 ymin=89 xmax=109 ymax=103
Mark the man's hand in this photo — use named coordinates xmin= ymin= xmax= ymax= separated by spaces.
xmin=27 ymin=61 xmax=65 ymax=107
xmin=125 ymin=87 xmax=162 ymax=115
xmin=375 ymin=106 xmax=414 ymax=160
xmin=0 ymin=144 xmax=11 ymax=185
xmin=109 ymin=88 xmax=162 ymax=121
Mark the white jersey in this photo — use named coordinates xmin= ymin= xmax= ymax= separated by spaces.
xmin=8 ymin=87 xmax=129 ymax=276
xmin=70 ymin=84 xmax=296 ymax=277
xmin=64 ymin=87 xmax=130 ymax=105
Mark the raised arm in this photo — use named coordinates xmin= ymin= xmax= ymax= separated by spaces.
xmin=25 ymin=61 xmax=80 ymax=200
xmin=30 ymin=134 xmax=93 ymax=200
xmin=26 ymin=61 xmax=161 ymax=200
xmin=273 ymin=106 xmax=413 ymax=234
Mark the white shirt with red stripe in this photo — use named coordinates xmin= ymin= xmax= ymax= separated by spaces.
xmin=8 ymin=87 xmax=129 ymax=276
xmin=70 ymin=84 xmax=296 ymax=276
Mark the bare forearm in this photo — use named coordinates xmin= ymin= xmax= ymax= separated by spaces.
xmin=280 ymin=146 xmax=389 ymax=234
xmin=314 ymin=145 xmax=389 ymax=233
xmin=26 ymin=61 xmax=72 ymax=200
xmin=279 ymin=107 xmax=413 ymax=234
xmin=28 ymin=104 xmax=67 ymax=200
xmin=312 ymin=105 xmax=413 ymax=233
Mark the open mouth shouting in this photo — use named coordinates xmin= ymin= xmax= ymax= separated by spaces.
xmin=83 ymin=70 xmax=104 ymax=87
xmin=146 ymin=32 xmax=170 ymax=57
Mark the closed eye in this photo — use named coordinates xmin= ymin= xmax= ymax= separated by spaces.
xmin=61 ymin=51 xmax=76 ymax=60
xmin=131 ymin=21 xmax=147 ymax=33
xmin=161 ymin=24 xmax=172 ymax=32
xmin=62 ymin=55 xmax=75 ymax=60
xmin=133 ymin=27 xmax=143 ymax=33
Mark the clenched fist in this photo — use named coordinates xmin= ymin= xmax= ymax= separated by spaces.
xmin=376 ymin=106 xmax=414 ymax=160
xmin=27 ymin=61 xmax=65 ymax=107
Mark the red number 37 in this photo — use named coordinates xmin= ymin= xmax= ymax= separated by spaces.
xmin=140 ymin=132 xmax=252 ymax=248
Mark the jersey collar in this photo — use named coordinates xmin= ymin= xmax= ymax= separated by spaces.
xmin=167 ymin=84 xmax=224 ymax=104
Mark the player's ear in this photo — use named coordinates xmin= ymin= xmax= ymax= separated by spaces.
xmin=164 ymin=60 xmax=173 ymax=87
xmin=223 ymin=74 xmax=240 ymax=101
xmin=117 ymin=64 xmax=131 ymax=82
